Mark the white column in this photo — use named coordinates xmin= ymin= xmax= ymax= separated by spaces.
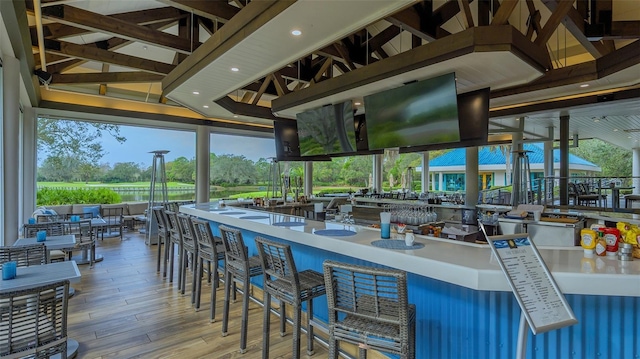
xmin=195 ymin=125 xmax=210 ymax=203
xmin=3 ymin=55 xmax=20 ymax=246
xmin=633 ymin=148 xmax=640 ymax=195
xmin=543 ymin=126 xmax=554 ymax=201
xmin=304 ymin=161 xmax=313 ymax=197
xmin=465 ymin=147 xmax=479 ymax=206
xmin=421 ymin=151 xmax=429 ymax=193
xmin=22 ymin=107 xmax=37 ymax=223
xmin=438 ymin=172 xmax=443 ymax=192
xmin=373 ymin=154 xmax=383 ymax=193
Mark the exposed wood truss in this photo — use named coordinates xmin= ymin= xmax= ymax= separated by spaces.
xmin=21 ymin=0 xmax=639 ymax=125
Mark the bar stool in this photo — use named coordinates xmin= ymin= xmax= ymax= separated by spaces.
xmin=177 ymin=213 xmax=198 ymax=299
xmin=164 ymin=210 xmax=183 ymax=288
xmin=218 ymin=225 xmax=263 ymax=354
xmin=255 ymin=237 xmax=326 ymax=359
xmin=152 ymin=207 xmax=169 ymax=274
xmin=323 ymin=260 xmax=416 ymax=359
xmin=191 ymin=217 xmax=225 ymax=322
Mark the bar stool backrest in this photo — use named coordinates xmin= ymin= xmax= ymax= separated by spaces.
xmin=152 ymin=207 xmax=167 ymax=234
xmin=191 ymin=218 xmax=218 ymax=258
xmin=218 ymin=225 xmax=249 ymax=272
xmin=177 ymin=213 xmax=196 ymax=252
xmin=164 ymin=210 xmax=181 ymax=244
xmin=323 ymin=260 xmax=409 ymax=327
xmin=0 ymin=280 xmax=70 ymax=358
xmin=254 ymin=237 xmax=300 ymax=294
xmin=0 ymin=243 xmax=47 ymax=268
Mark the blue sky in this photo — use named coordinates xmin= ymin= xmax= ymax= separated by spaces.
xmin=99 ymin=126 xmax=275 ymax=167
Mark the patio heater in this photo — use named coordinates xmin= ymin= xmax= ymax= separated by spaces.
xmin=404 ymin=167 xmax=415 ymax=193
xmin=511 ymin=150 xmax=532 ymax=206
xmin=146 ymin=150 xmax=169 ymax=244
xmin=267 ymin=158 xmax=282 ymax=202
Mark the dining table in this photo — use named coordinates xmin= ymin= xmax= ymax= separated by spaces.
xmin=58 ymin=218 xmax=106 ymax=264
xmin=1 ymin=261 xmax=82 ymax=359
xmin=14 ymin=234 xmax=76 ymax=263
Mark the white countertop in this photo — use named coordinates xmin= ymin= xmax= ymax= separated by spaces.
xmin=182 ymin=203 xmax=640 ymax=297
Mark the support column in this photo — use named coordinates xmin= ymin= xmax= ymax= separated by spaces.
xmin=633 ymin=148 xmax=640 ymax=195
xmin=373 ymin=154 xmax=383 ymax=193
xmin=304 ymin=161 xmax=313 ymax=197
xmin=465 ymin=147 xmax=479 ymax=206
xmin=22 ymin=107 xmax=37 ymax=224
xmin=3 ymin=55 xmax=20 ymax=246
xmin=438 ymin=172 xmax=443 ymax=192
xmin=559 ymin=115 xmax=570 ymax=206
xmin=195 ymin=125 xmax=210 ymax=203
xmin=421 ymin=151 xmax=429 ymax=193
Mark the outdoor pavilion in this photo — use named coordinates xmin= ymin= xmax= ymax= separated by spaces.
xmin=1 ymin=0 xmax=639 ymax=245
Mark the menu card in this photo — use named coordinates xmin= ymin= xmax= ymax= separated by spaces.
xmin=487 ymin=234 xmax=578 ymax=334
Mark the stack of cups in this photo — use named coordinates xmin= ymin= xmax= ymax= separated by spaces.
xmin=618 ymin=243 xmax=634 ymax=261
xmin=380 ymin=212 xmax=391 ymax=239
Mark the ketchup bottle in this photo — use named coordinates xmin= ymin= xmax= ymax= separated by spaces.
xmin=603 ymin=227 xmax=621 ymax=257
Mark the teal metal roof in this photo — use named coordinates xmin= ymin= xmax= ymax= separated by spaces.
xmin=429 ymin=143 xmax=599 ymax=168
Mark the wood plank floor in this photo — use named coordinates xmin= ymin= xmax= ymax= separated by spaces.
xmin=69 ymin=231 xmax=329 ymax=359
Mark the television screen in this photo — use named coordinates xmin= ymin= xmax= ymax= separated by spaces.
xmin=399 ymin=87 xmax=490 ymax=153
xmin=296 ymin=101 xmax=357 ymax=156
xmin=364 ymin=73 xmax=460 ymax=150
xmin=273 ymin=121 xmax=330 ymax=161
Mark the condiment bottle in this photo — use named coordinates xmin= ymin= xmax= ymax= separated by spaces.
xmin=595 ymin=231 xmax=607 ymax=257
xmin=603 ymin=227 xmax=621 ymax=257
xmin=580 ymin=228 xmax=597 ymax=255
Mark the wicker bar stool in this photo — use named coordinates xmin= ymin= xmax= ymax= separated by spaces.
xmin=255 ymin=237 xmax=326 ymax=359
xmin=153 ymin=207 xmax=170 ymax=275
xmin=191 ymin=217 xmax=225 ymax=322
xmin=176 ymin=213 xmax=199 ymax=300
xmin=218 ymin=225 xmax=263 ymax=354
xmin=164 ymin=210 xmax=183 ymax=288
xmin=323 ymin=260 xmax=416 ymax=359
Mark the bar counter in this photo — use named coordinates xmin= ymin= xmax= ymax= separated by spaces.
xmin=181 ymin=203 xmax=640 ymax=359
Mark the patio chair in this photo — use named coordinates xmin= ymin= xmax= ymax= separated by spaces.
xmin=0 ymin=243 xmax=47 ymax=267
xmin=101 ymin=206 xmax=124 ymax=239
xmin=0 ymin=280 xmax=70 ymax=358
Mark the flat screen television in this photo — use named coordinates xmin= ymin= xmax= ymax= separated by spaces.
xmin=296 ymin=101 xmax=357 ymax=156
xmin=364 ymin=73 xmax=460 ymax=150
xmin=273 ymin=121 xmax=330 ymax=161
xmin=399 ymin=87 xmax=490 ymax=153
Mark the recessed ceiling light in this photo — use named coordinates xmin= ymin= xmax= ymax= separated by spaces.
xmin=192 ymin=91 xmax=200 ymax=95
xmin=291 ymin=29 xmax=302 ymax=36
xmin=613 ymin=129 xmax=619 ymax=132
xmin=142 ymin=45 xmax=148 ymax=50
xmin=580 ymin=84 xmax=589 ymax=88
xmin=233 ymin=115 xmax=238 ymax=118
xmin=628 ymin=136 xmax=632 ymax=139
xmin=231 ymin=67 xmax=239 ymax=72
xmin=594 ymin=119 xmax=600 ymax=122
xmin=203 ymin=105 xmax=209 ymax=108
xmin=354 ymin=102 xmax=361 ymax=106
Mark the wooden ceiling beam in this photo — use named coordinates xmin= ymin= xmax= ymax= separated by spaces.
xmin=491 ymin=0 xmax=518 ymax=25
xmin=534 ymin=0 xmax=574 ymax=47
xmin=540 ymin=0 xmax=604 ymax=58
xmin=606 ymin=21 xmax=640 ymax=40
xmin=366 ymin=25 xmax=401 ymax=53
xmin=525 ymin=0 xmax=542 ymax=41
xmin=159 ymin=0 xmax=240 ymax=22
xmin=39 ymin=4 xmax=193 ymax=53
xmin=311 ymin=58 xmax=333 ymax=84
xmin=51 ymin=72 xmax=165 ymax=84
xmin=40 ymin=39 xmax=176 ymax=75
xmin=387 ymin=2 xmax=437 ymax=42
xmin=28 ymin=6 xmax=186 ymax=40
xmin=252 ymin=76 xmax=273 ymax=105
xmin=333 ymin=43 xmax=356 ymax=70
xmin=272 ymin=71 xmax=290 ymax=96
xmin=458 ymin=0 xmax=474 ymax=29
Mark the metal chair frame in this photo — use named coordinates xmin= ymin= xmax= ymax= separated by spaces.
xmin=323 ymin=260 xmax=416 ymax=359
xmin=255 ymin=237 xmax=326 ymax=359
xmin=176 ymin=213 xmax=199 ymax=299
xmin=164 ymin=210 xmax=183 ymax=288
xmin=0 ymin=243 xmax=47 ymax=268
xmin=191 ymin=217 xmax=225 ymax=322
xmin=218 ymin=225 xmax=263 ymax=354
xmin=0 ymin=280 xmax=70 ymax=359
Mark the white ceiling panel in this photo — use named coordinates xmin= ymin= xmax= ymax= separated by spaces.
xmin=166 ymin=0 xmax=414 ymax=120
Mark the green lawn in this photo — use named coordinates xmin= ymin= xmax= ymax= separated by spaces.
xmin=37 ymin=181 xmax=198 ymax=188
